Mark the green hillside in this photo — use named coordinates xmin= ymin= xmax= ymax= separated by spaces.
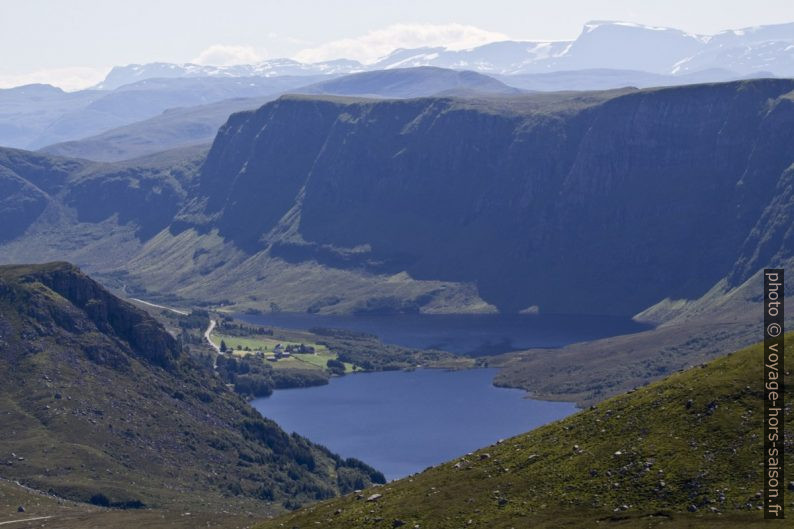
xmin=0 ymin=263 xmax=383 ymax=526
xmin=256 ymin=336 xmax=792 ymax=528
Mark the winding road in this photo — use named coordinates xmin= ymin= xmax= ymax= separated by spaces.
xmin=129 ymin=298 xmax=189 ymax=316
xmin=204 ymin=319 xmax=221 ymax=368
xmin=204 ymin=319 xmax=220 ymax=353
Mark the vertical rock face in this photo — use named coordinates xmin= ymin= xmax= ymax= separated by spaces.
xmin=193 ymin=97 xmax=350 ymax=251
xmin=26 ymin=262 xmax=181 ymax=369
xmin=187 ymin=80 xmax=794 ymax=314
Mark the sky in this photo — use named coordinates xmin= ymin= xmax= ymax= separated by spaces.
xmin=2 ymin=0 xmax=794 ymax=90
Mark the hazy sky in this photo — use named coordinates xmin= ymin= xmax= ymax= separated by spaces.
xmin=3 ymin=0 xmax=794 ymax=89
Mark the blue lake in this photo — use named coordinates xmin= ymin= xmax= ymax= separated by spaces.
xmin=237 ymin=312 xmax=650 ymax=356
xmin=252 ymin=368 xmax=577 ymax=481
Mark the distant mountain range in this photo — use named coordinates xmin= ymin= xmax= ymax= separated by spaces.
xmin=39 ymin=68 xmax=517 ymax=161
xmin=0 ymin=75 xmax=326 ymax=150
xmin=3 ymin=20 xmax=794 ymax=159
xmin=95 ymin=58 xmax=363 ymax=90
xmin=97 ymin=20 xmax=794 ymax=89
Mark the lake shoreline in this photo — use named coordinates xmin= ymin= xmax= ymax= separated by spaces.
xmin=250 ymin=364 xmax=585 ymax=408
xmin=251 ymin=368 xmax=578 ymax=481
xmin=231 ymin=310 xmax=649 ymax=408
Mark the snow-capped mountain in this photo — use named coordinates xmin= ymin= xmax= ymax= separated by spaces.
xmin=96 ymin=58 xmax=364 ymax=90
xmin=368 ymin=21 xmax=794 ymax=76
xmin=671 ymin=22 xmax=794 ymax=76
xmin=94 ymin=20 xmax=794 ymax=90
xmin=544 ymin=21 xmax=706 ymax=73
xmin=368 ymin=41 xmax=571 ymax=73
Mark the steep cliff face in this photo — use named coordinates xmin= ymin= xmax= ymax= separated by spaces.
xmin=18 ymin=262 xmax=181 ymax=368
xmin=183 ymin=97 xmax=351 ymax=250
xmin=2 ymin=81 xmax=793 ymax=315
xmin=185 ymin=80 xmax=794 ymax=314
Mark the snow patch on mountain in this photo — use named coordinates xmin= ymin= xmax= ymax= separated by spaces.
xmin=94 ymin=20 xmax=794 ymax=90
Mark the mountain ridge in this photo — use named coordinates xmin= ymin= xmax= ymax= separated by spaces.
xmin=38 ymin=67 xmax=522 ymax=162
xmin=92 ymin=20 xmax=794 ymax=90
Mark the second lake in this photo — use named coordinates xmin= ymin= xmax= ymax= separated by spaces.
xmin=237 ymin=312 xmax=650 ymax=356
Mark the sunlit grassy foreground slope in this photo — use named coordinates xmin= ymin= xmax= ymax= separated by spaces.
xmin=256 ymin=336 xmax=792 ymax=529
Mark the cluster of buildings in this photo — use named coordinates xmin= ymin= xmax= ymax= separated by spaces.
xmin=266 ymin=343 xmax=315 ymax=361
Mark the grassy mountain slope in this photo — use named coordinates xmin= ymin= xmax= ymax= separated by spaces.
xmin=297 ymin=67 xmax=520 ymax=98
xmin=0 ymin=146 xmax=206 ymax=270
xmin=0 ymin=478 xmax=259 ymax=529
xmin=256 ymin=337 xmax=792 ymax=528
xmin=492 ymin=317 xmax=761 ymax=407
xmin=40 ymin=97 xmax=272 ymax=163
xmin=0 ymin=263 xmax=383 ymax=521
xmin=491 ymin=266 xmax=794 ymax=406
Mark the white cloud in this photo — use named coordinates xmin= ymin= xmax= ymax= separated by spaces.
xmin=192 ymin=44 xmax=266 ymax=66
xmin=294 ymin=23 xmax=509 ymax=64
xmin=0 ymin=66 xmax=109 ymax=91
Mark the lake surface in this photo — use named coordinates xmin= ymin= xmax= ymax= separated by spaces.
xmin=238 ymin=312 xmax=650 ymax=355
xmin=252 ymin=368 xmax=577 ymax=481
